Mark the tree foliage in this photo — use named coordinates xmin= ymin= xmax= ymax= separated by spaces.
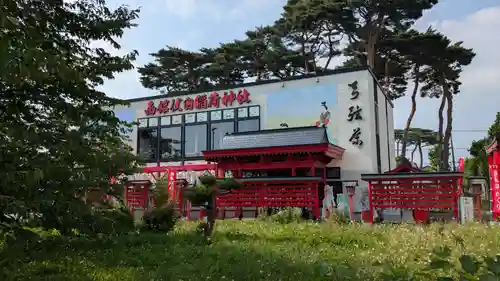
xmin=138 ymin=0 xmax=438 ymax=96
xmin=426 ymin=39 xmax=475 ymax=171
xmin=183 ymin=175 xmax=243 ymax=241
xmin=464 ymin=112 xmax=500 ymax=180
xmin=142 ymin=178 xmax=178 ymax=232
xmin=386 ymin=28 xmax=450 ymax=156
xmin=0 ymin=0 xmax=141 ymax=236
xmin=395 ymin=128 xmax=438 ymax=169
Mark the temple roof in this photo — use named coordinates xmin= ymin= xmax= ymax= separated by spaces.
xmin=486 ymin=132 xmax=500 ymax=154
xmin=220 ymin=126 xmax=331 ymax=150
xmin=385 ymin=158 xmax=422 ymax=174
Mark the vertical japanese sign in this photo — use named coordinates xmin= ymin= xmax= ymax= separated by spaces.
xmin=347 ymin=81 xmax=363 ymax=146
xmin=458 ymin=157 xmax=464 ymax=195
xmin=489 ymin=153 xmax=500 ymax=218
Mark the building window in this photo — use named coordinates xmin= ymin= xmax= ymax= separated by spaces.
xmin=223 ymin=109 xmax=235 ymax=119
xmin=138 ymin=118 xmax=148 ymax=128
xmin=197 ymin=112 xmax=208 ymax=122
xmin=185 ymin=124 xmax=207 ymax=157
xmin=249 ymin=106 xmax=260 ymax=117
xmin=210 ymin=121 xmax=234 ymax=150
xmin=148 ymin=117 xmax=158 ymax=127
xmin=160 ymin=116 xmax=171 ymax=126
xmin=238 ymin=119 xmax=259 ymax=133
xmin=159 ymin=126 xmax=181 ymax=161
xmin=137 ymin=128 xmax=158 ymax=161
xmin=211 ymin=110 xmax=222 ymax=121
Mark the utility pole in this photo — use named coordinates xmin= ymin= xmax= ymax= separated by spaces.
xmin=450 ymin=134 xmax=457 ymax=171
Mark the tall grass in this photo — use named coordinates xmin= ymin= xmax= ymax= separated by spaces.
xmin=2 ymin=220 xmax=500 ymax=281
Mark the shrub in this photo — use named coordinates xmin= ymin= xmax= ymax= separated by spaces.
xmin=140 ymin=177 xmax=179 ymax=233
xmin=327 ymin=210 xmax=351 ymax=224
xmin=429 ymin=246 xmax=500 ymax=280
xmin=142 ymin=202 xmax=178 ymax=232
xmin=268 ymin=207 xmax=303 ymax=224
xmin=87 ymin=208 xmax=135 ymax=235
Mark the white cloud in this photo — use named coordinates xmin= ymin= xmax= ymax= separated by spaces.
xmin=163 ymin=0 xmax=285 ymax=21
xmin=432 ymin=7 xmax=500 ymax=95
xmin=394 ymin=6 xmax=500 ymax=161
xmin=164 ymin=0 xmax=197 ymax=19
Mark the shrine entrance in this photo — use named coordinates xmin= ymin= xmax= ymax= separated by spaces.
xmin=203 ymin=126 xmax=345 ymax=220
xmin=141 ymin=164 xmax=217 ymax=218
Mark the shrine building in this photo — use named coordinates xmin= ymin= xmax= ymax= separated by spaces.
xmin=115 ymin=66 xmax=396 ymax=217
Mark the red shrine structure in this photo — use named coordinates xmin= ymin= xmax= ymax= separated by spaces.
xmin=122 ymin=126 xmax=466 ymax=224
xmin=125 ymin=126 xmax=344 ymax=220
xmin=361 ymin=161 xmax=463 ymax=223
xmin=204 ymin=126 xmax=344 ymax=219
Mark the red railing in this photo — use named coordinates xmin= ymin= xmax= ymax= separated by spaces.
xmin=216 ymin=178 xmax=321 ymax=218
xmin=368 ymin=180 xmax=459 ymax=223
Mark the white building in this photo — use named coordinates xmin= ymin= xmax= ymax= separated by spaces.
xmin=115 ymin=67 xmax=396 ymax=212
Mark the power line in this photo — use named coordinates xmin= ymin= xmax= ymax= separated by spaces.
xmin=396 ymin=130 xmax=487 ymax=133
xmin=400 ymin=147 xmax=470 ymax=150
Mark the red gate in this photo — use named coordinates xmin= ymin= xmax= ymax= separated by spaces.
xmin=143 ymin=164 xmax=216 ymax=218
xmin=362 ymin=172 xmax=462 ymax=223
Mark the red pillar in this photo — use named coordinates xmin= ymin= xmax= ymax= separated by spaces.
xmin=216 ymin=166 xmax=225 ymax=219
xmin=323 ymin=167 xmax=328 ymax=218
xmin=368 ymin=182 xmax=374 ymax=224
xmin=453 ymin=183 xmax=459 ymax=224
xmin=489 ymin=151 xmax=500 ymax=220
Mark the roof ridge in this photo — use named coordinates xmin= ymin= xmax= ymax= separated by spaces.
xmin=227 ymin=125 xmax=324 ymax=136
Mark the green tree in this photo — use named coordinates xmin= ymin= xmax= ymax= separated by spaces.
xmin=387 ymin=28 xmax=449 ymax=157
xmin=422 ymin=39 xmax=475 ymax=170
xmin=394 ymin=129 xmax=405 ymax=156
xmin=183 ymin=175 xmax=243 ymax=242
xmin=0 ymin=0 xmax=141 ymax=236
xmin=142 ymin=177 xmax=178 ymax=232
xmin=408 ymin=128 xmax=438 ymax=169
xmin=138 ymin=46 xmax=217 ymax=92
xmin=342 ymin=0 xmax=439 ymax=69
xmin=279 ymin=0 xmax=346 ymax=72
xmin=427 ymin=145 xmax=440 ymax=172
xmin=465 ymin=112 xmax=500 ymax=180
xmin=227 ymin=26 xmax=307 ymax=81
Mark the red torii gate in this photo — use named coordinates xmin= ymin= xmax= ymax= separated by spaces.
xmin=143 ymin=164 xmax=216 ymax=218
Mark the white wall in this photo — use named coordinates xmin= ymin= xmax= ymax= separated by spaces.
xmin=117 ymin=70 xmax=396 ymax=211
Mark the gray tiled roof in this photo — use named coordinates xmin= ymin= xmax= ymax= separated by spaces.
xmin=220 ymin=126 xmax=330 ymax=150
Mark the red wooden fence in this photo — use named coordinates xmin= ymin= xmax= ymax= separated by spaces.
xmin=217 ymin=178 xmax=322 ymax=218
xmin=367 ymin=179 xmax=460 ymax=223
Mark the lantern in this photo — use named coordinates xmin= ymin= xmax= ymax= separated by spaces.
xmin=468 ymin=176 xmax=487 ymax=222
xmin=346 ymin=185 xmax=356 ymax=197
xmin=343 ymin=181 xmax=358 ymax=222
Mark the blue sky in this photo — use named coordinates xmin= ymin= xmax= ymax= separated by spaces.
xmin=266 ymin=84 xmax=336 ymax=119
xmin=102 ymin=0 xmax=500 ymax=165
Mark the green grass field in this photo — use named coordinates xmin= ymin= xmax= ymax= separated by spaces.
xmin=3 ymin=221 xmax=500 ymax=281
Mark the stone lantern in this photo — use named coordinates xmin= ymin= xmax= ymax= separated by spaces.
xmin=343 ymin=181 xmax=357 ymax=221
xmin=468 ymin=176 xmax=488 ymax=222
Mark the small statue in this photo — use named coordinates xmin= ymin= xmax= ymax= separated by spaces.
xmin=316 ymin=101 xmax=331 ymax=127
